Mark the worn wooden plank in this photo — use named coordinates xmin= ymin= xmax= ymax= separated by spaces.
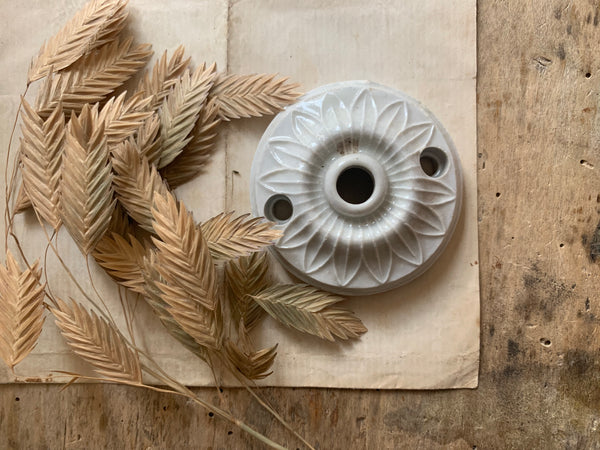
xmin=2 ymin=0 xmax=600 ymax=448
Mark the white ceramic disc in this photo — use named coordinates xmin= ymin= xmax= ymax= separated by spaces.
xmin=250 ymin=81 xmax=463 ymax=295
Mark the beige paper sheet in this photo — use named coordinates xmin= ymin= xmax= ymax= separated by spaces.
xmin=0 ymin=0 xmax=478 ymax=389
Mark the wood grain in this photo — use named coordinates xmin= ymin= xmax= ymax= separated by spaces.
xmin=2 ymin=0 xmax=600 ymax=448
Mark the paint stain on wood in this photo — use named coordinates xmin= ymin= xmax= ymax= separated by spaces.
xmin=559 ymin=349 xmax=600 ymax=410
xmin=588 ymin=221 xmax=600 ymax=261
xmin=518 ymin=264 xmax=572 ymax=322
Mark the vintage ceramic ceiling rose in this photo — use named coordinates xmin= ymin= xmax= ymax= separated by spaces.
xmin=250 ymin=81 xmax=463 ymax=295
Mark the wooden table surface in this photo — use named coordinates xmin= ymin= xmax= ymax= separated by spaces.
xmin=2 ymin=1 xmax=600 ymax=448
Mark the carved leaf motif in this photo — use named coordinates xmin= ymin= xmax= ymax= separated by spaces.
xmin=259 ymin=167 xmax=319 ymax=195
xmin=321 ymin=93 xmax=351 ymax=134
xmin=332 ymin=240 xmax=362 ymax=287
xmin=260 ymin=88 xmax=457 ymax=287
xmin=373 ymin=100 xmax=407 ymax=147
xmin=291 ymin=111 xmax=322 ymax=148
xmin=269 ymin=138 xmax=319 ymax=172
xmin=351 ymin=88 xmax=378 ymax=139
xmin=383 ymin=122 xmax=434 ymax=165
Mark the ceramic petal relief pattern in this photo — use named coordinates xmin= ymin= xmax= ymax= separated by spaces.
xmin=253 ymin=82 xmax=462 ymax=293
xmin=259 ymin=88 xmax=456 ymax=287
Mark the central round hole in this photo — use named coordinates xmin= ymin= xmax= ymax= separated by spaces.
xmin=336 ymin=166 xmax=374 ymax=204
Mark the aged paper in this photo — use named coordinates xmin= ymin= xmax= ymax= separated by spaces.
xmin=0 ymin=0 xmax=478 ymax=388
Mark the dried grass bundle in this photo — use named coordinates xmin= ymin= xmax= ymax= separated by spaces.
xmin=2 ymin=0 xmax=368 ymax=446
xmin=142 ymin=252 xmax=210 ymax=363
xmin=0 ymin=252 xmax=46 ymax=370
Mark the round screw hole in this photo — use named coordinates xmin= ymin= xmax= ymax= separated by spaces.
xmin=264 ymin=195 xmax=293 ymax=223
xmin=540 ymin=338 xmax=552 ymax=347
xmin=420 ymin=147 xmax=448 ymax=177
xmin=586 ymin=72 xmax=592 ymax=78
xmin=336 ymin=166 xmax=374 ymax=204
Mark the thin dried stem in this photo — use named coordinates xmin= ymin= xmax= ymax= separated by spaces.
xmin=5 ymin=86 xmax=29 ymax=250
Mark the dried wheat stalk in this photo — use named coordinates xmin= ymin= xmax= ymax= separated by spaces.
xmin=51 ymin=297 xmax=142 ymax=382
xmin=225 ymin=252 xmax=269 ymax=332
xmin=142 ymin=253 xmax=210 ymax=362
xmin=150 ymin=191 xmax=222 ymax=350
xmin=60 ymin=104 xmax=115 ymax=255
xmin=19 ymin=99 xmax=65 ymax=230
xmin=0 ymin=252 xmax=46 ymax=370
xmin=13 ymin=183 xmax=33 ymax=214
xmin=224 ymin=339 xmax=277 ymax=380
xmin=105 ymin=202 xmax=135 ymax=237
xmin=99 ymin=93 xmax=153 ymax=146
xmin=201 ymin=212 xmax=282 ymax=261
xmin=252 ymin=285 xmax=368 ymax=341
xmin=112 ymin=140 xmax=170 ymax=233
xmin=28 ymin=0 xmax=128 ymax=84
xmin=160 ymin=98 xmax=221 ymax=188
xmin=135 ymin=115 xmax=162 ymax=165
xmin=155 ymin=64 xmax=217 ymax=168
xmin=134 ymin=46 xmax=190 ymax=112
xmin=3 ymin=0 xmax=336 ymax=446
xmin=210 ymin=73 xmax=302 ymax=120
xmin=35 ymin=37 xmax=153 ymax=119
xmin=93 ymin=232 xmax=147 ymax=295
